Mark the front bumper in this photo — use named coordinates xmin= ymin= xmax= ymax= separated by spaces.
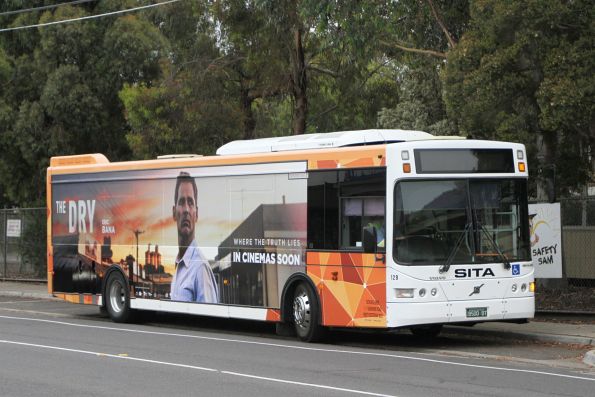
xmin=386 ymin=296 xmax=534 ymax=328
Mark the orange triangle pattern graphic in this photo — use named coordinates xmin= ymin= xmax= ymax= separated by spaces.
xmin=307 ymin=252 xmax=386 ymax=328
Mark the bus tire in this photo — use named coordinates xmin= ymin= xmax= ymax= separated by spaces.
xmin=410 ymin=324 xmax=443 ymax=338
xmin=99 ymin=305 xmax=109 ymax=318
xmin=292 ymin=282 xmax=325 ymax=342
xmin=105 ymin=271 xmax=134 ymax=323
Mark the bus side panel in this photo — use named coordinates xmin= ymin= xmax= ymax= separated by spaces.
xmin=307 ymin=252 xmax=386 ymax=328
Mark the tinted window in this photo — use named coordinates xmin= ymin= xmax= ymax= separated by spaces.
xmin=307 ymin=168 xmax=386 ymax=250
xmin=341 ymin=197 xmax=385 ymax=249
xmin=307 ymin=171 xmax=339 ymax=249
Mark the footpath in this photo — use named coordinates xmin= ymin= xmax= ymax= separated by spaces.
xmin=1 ymin=280 xmax=593 ymax=367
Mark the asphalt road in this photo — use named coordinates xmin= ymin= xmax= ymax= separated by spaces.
xmin=0 ymin=297 xmax=594 ymax=397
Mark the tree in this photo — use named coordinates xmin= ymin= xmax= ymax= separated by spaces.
xmin=256 ymin=0 xmax=410 ymax=134
xmin=443 ymin=0 xmax=594 ymax=199
xmin=0 ymin=2 xmax=170 ymax=206
xmin=377 ymin=60 xmax=457 ymax=135
xmin=211 ymin=0 xmax=289 ymax=139
xmin=121 ymin=0 xmax=244 ymax=158
xmin=331 ymin=0 xmax=468 ymax=135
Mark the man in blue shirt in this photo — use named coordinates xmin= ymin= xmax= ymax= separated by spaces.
xmin=170 ymin=172 xmax=219 ymax=303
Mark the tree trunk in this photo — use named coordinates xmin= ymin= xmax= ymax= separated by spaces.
xmin=290 ymin=28 xmax=307 ymax=135
xmin=535 ymin=131 xmax=557 ymax=202
xmin=240 ymin=87 xmax=256 ymax=140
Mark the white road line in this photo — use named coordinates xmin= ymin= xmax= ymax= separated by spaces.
xmin=1 ymin=314 xmax=594 ymax=382
xmin=221 ymin=371 xmax=396 ymax=397
xmin=0 ymin=339 xmax=217 ymax=372
xmin=0 ymin=338 xmax=396 ymax=397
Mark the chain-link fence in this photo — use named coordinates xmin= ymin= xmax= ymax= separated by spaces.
xmin=0 ymin=208 xmax=46 ymax=281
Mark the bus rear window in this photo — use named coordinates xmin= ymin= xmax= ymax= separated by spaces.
xmin=414 ymin=149 xmax=514 ymax=174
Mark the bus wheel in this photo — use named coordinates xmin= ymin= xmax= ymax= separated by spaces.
xmin=98 ymin=305 xmax=109 ymax=318
xmin=105 ymin=272 xmax=133 ymax=323
xmin=293 ymin=283 xmax=325 ymax=342
xmin=410 ymin=324 xmax=443 ymax=338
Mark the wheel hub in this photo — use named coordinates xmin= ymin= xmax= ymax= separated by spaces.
xmin=293 ymin=291 xmax=310 ymax=328
xmin=109 ymin=279 xmax=125 ymax=314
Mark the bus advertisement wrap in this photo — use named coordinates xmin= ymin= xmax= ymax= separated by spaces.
xmin=51 ymin=164 xmax=307 ymax=308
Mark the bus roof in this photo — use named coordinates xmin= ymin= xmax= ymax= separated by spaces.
xmin=216 ymin=129 xmax=463 ymax=155
xmin=48 ymin=129 xmax=471 ymax=174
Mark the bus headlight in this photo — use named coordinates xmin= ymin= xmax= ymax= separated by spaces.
xmin=431 ymin=288 xmax=438 ymax=296
xmin=419 ymin=288 xmax=426 ymax=297
xmin=521 ymin=283 xmax=527 ymax=292
xmin=395 ymin=288 xmax=415 ymax=298
xmin=529 ymin=282 xmax=536 ymax=292
xmin=511 ymin=284 xmax=517 ymax=292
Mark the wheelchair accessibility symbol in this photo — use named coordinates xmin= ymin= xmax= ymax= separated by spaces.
xmin=511 ymin=264 xmax=520 ymax=276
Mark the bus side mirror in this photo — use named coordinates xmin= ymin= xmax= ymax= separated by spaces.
xmin=363 ymin=226 xmax=377 ymax=254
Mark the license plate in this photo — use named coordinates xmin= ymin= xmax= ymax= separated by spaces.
xmin=466 ymin=307 xmax=488 ymax=318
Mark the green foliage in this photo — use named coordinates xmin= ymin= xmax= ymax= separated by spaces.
xmin=5 ymin=101 xmax=47 ymax=205
xmin=120 ymin=83 xmax=182 ymax=158
xmin=443 ymin=0 xmax=594 ymax=197
xmin=212 ymin=0 xmax=291 ymax=137
xmin=120 ymin=2 xmax=244 ymax=157
xmin=378 ymin=61 xmax=457 ymax=135
xmin=0 ymin=0 xmax=591 ymax=207
xmin=121 ymin=69 xmax=244 ymax=158
xmin=41 ymin=65 xmax=106 ymax=153
xmin=308 ymin=61 xmax=400 ymax=133
xmin=0 ymin=3 xmax=170 ymax=206
xmin=365 ymin=1 xmax=468 ymax=136
xmin=102 ymin=15 xmax=169 ymax=85
xmin=0 ymin=46 xmax=11 ymax=81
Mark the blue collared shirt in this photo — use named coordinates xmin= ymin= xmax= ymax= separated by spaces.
xmin=171 ymin=240 xmax=219 ymax=303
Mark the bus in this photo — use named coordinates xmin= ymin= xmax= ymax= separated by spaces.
xmin=47 ymin=129 xmax=534 ymax=342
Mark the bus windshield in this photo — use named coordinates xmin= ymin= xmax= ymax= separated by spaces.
xmin=394 ymin=179 xmax=530 ymax=265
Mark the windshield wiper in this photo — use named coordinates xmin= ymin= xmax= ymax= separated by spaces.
xmin=439 ymin=222 xmax=471 ymax=274
xmin=477 ymin=223 xmax=511 ymax=270
xmin=471 ymin=206 xmax=511 ymax=270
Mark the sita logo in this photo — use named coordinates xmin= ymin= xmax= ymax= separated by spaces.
xmin=454 ymin=268 xmax=495 ymax=278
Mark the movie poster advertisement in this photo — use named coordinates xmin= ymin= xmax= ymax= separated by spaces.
xmin=51 ymin=163 xmax=307 ymax=308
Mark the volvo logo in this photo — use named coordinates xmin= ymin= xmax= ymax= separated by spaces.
xmin=469 ymin=283 xmax=484 ymax=297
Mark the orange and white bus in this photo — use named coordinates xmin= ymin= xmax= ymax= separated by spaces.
xmin=47 ymin=129 xmax=534 ymax=341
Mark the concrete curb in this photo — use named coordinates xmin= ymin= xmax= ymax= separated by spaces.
xmin=0 ymin=290 xmax=54 ymax=300
xmin=443 ymin=325 xmax=595 ymax=347
xmin=583 ymin=350 xmax=595 ymax=367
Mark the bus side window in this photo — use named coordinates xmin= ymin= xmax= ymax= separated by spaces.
xmin=307 ymin=170 xmax=339 ymax=249
xmin=341 ymin=197 xmax=385 ymax=250
xmin=307 ymin=168 xmax=386 ymax=251
xmin=338 ymin=169 xmax=386 ymax=252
